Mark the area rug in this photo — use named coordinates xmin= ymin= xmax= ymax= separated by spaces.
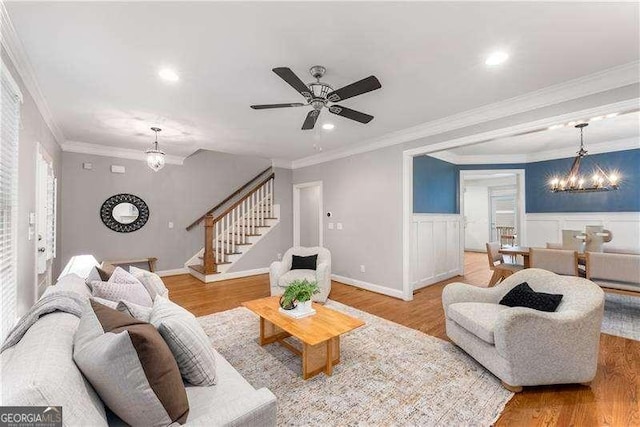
xmin=602 ymin=292 xmax=640 ymax=341
xmin=198 ymin=300 xmax=513 ymax=426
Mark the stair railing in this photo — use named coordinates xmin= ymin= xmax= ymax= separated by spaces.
xmin=203 ymin=173 xmax=275 ymax=274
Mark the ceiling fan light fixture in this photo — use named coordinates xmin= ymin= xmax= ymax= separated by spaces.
xmin=322 ymin=123 xmax=335 ymax=130
xmin=146 ymin=127 xmax=166 ymax=172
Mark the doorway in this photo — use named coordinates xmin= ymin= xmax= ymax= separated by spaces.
xmin=459 ymin=170 xmax=525 ymax=252
xmin=293 ymin=181 xmax=323 ymax=247
xmin=35 ymin=144 xmax=57 ymax=297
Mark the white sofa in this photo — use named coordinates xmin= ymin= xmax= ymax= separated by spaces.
xmin=586 ymin=251 xmax=640 ymax=292
xmin=0 ymin=273 xmax=277 ymax=426
xmin=269 ymin=246 xmax=331 ymax=302
xmin=442 ymin=268 xmax=604 ymax=392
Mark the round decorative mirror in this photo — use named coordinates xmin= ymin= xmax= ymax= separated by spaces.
xmin=100 ymin=194 xmax=149 ymax=233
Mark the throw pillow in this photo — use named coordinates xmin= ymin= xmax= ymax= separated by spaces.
xmin=130 ymin=266 xmax=169 ymax=300
xmin=150 ymin=296 xmax=217 ymax=386
xmin=73 ymin=300 xmax=189 ymax=426
xmin=291 ymin=254 xmax=318 ymax=270
xmin=91 ymin=279 xmax=153 ymax=307
xmin=85 ymin=266 xmax=111 ymax=288
xmin=117 ymin=300 xmax=152 ymax=322
xmin=499 ymin=282 xmax=563 ymax=312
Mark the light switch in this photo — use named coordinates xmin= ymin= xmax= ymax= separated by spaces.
xmin=337 ymin=223 xmax=343 ymax=230
xmin=82 ymin=162 xmax=93 ymax=170
xmin=168 ymin=222 xmax=174 ymax=229
xmin=111 ymin=165 xmax=125 ymax=174
xmin=328 ymin=222 xmax=334 ymax=230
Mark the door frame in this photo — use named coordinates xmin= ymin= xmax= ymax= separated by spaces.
xmin=292 ymin=181 xmax=324 ymax=247
xmin=459 ymin=169 xmax=526 ymax=250
xmin=34 ymin=143 xmax=55 ymax=297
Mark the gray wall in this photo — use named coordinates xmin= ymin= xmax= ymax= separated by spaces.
xmin=60 ymin=150 xmax=292 ymax=272
xmin=2 ymin=48 xmax=62 ymax=316
xmin=299 ymin=185 xmax=320 ymax=247
xmin=293 ymin=83 xmax=640 ymax=294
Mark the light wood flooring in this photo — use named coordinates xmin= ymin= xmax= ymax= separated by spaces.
xmin=163 ymin=252 xmax=640 ymax=426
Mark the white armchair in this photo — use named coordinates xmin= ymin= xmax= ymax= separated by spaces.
xmin=269 ymin=246 xmax=331 ymax=302
xmin=442 ymin=268 xmax=604 ymax=392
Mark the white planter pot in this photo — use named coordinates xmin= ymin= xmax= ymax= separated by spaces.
xmin=298 ymin=300 xmax=312 ymax=313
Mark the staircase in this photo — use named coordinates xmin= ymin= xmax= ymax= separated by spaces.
xmin=185 ymin=168 xmax=279 ymax=282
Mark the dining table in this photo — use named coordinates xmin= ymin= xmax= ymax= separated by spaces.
xmin=499 ymin=246 xmax=586 ymax=268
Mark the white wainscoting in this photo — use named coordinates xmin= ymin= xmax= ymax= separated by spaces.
xmin=411 ymin=214 xmax=464 ymax=289
xmin=524 ymin=212 xmax=640 ymax=251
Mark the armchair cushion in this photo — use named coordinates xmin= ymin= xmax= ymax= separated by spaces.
xmin=277 ymin=269 xmax=316 ymax=288
xmin=448 ymin=302 xmax=510 ymax=344
xmin=499 ymin=282 xmax=563 ymax=312
xmin=291 ymin=254 xmax=317 ymax=271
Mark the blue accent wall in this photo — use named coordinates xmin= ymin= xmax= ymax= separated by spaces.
xmin=413 ymin=149 xmax=640 ymax=214
xmin=413 ymin=155 xmax=458 ymax=213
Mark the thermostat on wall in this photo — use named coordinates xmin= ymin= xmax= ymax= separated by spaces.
xmin=111 ymin=165 xmax=125 ymax=174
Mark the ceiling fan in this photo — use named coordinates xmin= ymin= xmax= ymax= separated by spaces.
xmin=251 ymin=65 xmax=381 ymax=130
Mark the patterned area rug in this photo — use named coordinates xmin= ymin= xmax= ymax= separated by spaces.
xmin=198 ymin=300 xmax=513 ymax=426
xmin=602 ymin=292 xmax=640 ymax=341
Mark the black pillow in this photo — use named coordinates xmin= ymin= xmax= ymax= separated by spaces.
xmin=499 ymin=282 xmax=563 ymax=312
xmin=291 ymin=254 xmax=318 ymax=271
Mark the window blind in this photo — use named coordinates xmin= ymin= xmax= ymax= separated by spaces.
xmin=1 ymin=63 xmax=22 ymax=341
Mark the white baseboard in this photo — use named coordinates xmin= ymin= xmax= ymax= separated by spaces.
xmin=156 ymin=267 xmax=189 ymax=277
xmin=331 ymin=274 xmax=406 ymax=300
xmin=205 ymin=267 xmax=269 ymax=283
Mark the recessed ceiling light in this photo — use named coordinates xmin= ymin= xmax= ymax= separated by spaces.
xmin=158 ymin=68 xmax=179 ymax=82
xmin=548 ymin=124 xmax=564 ymax=130
xmin=485 ymin=51 xmax=509 ymax=66
xmin=322 ymin=123 xmax=335 ymax=130
xmin=605 ymin=112 xmax=619 ymax=118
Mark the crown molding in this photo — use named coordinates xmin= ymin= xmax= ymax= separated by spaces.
xmin=291 ymin=61 xmax=640 ymax=169
xmin=61 ymin=140 xmax=185 ymax=165
xmin=271 ymin=158 xmax=292 ymax=169
xmin=0 ymin=3 xmax=65 ymax=144
xmin=429 ymin=137 xmax=639 ymax=165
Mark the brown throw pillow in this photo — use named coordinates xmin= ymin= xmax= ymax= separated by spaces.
xmin=73 ymin=300 xmax=189 ymax=426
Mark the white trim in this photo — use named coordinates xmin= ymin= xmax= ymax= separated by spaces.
xmin=331 ymin=274 xmax=406 ymax=300
xmin=271 ymin=158 xmax=292 ymax=169
xmin=459 ymin=169 xmax=527 ymax=246
xmin=291 ymin=63 xmax=639 ymax=169
xmin=402 ymin=153 xmax=413 ymax=301
xmin=0 ymin=58 xmax=23 ymax=103
xmin=429 ymin=136 xmax=639 ymax=165
xmin=61 ymin=140 xmax=185 ymax=165
xmin=202 ymin=267 xmax=269 ymax=283
xmin=156 ymin=267 xmax=189 ymax=277
xmin=0 ymin=4 xmax=64 ymax=143
xmin=292 ymin=181 xmax=324 ymax=248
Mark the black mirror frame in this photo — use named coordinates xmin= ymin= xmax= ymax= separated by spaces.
xmin=100 ymin=193 xmax=149 ymax=233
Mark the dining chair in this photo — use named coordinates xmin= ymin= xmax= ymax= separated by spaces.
xmin=530 ymin=248 xmax=579 ymax=276
xmin=486 ymin=242 xmax=524 ymax=286
xmin=495 ymin=226 xmax=517 ymax=247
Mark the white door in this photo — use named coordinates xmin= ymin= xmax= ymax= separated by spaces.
xmin=463 ymin=186 xmax=489 ymax=251
xmin=490 ymin=193 xmax=517 ymax=242
xmin=293 ymin=182 xmax=323 ymax=247
xmin=35 ymin=146 xmax=56 ymax=296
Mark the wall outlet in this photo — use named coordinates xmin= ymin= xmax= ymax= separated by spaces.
xmin=82 ymin=162 xmax=92 ymax=170
xmin=111 ymin=165 xmax=125 ymax=174
xmin=168 ymin=222 xmax=174 ymax=229
xmin=328 ymin=222 xmax=334 ymax=230
xmin=277 ymin=253 xmax=282 ymax=260
xmin=337 ymin=223 xmax=343 ymax=230
xmin=360 ymin=265 xmax=366 ymax=273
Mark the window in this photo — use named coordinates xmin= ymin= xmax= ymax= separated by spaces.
xmin=1 ymin=60 xmax=23 ymax=341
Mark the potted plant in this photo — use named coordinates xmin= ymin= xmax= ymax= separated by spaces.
xmin=279 ymin=279 xmax=320 ymax=312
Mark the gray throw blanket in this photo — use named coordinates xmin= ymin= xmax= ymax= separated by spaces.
xmin=1 ymin=291 xmax=88 ymax=353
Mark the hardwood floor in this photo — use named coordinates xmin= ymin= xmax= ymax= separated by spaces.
xmin=163 ymin=252 xmax=640 ymax=426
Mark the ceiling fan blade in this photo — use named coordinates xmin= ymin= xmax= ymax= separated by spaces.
xmin=329 ymin=105 xmax=374 ymax=124
xmin=250 ymin=103 xmax=305 ymax=110
xmin=272 ymin=67 xmax=313 ymax=100
xmin=326 ymin=76 xmax=381 ymax=102
xmin=302 ymin=110 xmax=320 ymax=130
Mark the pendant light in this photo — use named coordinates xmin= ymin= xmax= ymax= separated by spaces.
xmin=146 ymin=127 xmax=165 ymax=172
xmin=549 ymin=123 xmax=620 ymax=193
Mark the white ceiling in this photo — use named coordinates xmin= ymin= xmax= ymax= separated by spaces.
xmin=6 ymin=2 xmax=640 ymax=160
xmin=449 ymin=110 xmax=640 ymax=156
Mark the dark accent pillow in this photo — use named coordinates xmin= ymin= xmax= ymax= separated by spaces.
xmin=499 ymin=282 xmax=563 ymax=312
xmin=291 ymin=254 xmax=318 ymax=270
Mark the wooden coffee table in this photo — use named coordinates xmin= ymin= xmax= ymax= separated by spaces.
xmin=242 ymin=296 xmax=365 ymax=380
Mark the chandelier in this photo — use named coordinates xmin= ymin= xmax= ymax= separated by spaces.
xmin=549 ymin=123 xmax=619 ymax=193
xmin=146 ymin=127 xmax=166 ymax=172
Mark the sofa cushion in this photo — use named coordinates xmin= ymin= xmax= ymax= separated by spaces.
xmin=278 ymin=269 xmax=315 ymax=288
xmin=130 ymin=266 xmax=169 ymax=300
xmin=448 ymin=302 xmax=510 ymax=344
xmin=1 ymin=312 xmax=108 ymax=426
xmin=74 ymin=300 xmax=189 ymax=426
xmin=86 ymin=266 xmax=112 ymax=288
xmin=43 ymin=273 xmax=92 ymax=298
xmin=499 ymin=282 xmax=563 ymax=312
xmin=291 ymin=254 xmax=317 ymax=271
